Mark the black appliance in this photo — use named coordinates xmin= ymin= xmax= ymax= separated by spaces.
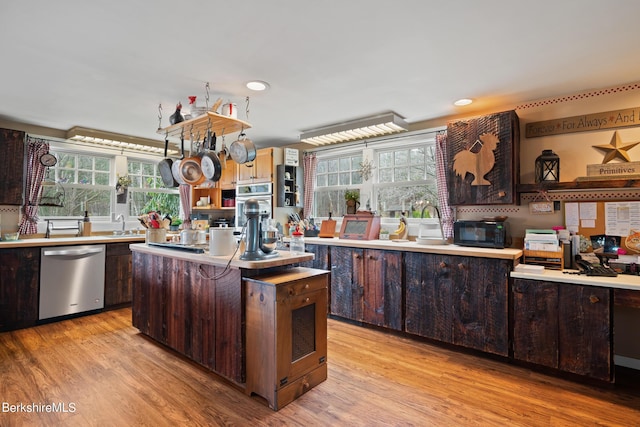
xmin=453 ymin=220 xmax=509 ymax=249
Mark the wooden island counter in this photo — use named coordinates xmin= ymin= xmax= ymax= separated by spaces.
xmin=129 ymin=243 xmax=327 ymax=410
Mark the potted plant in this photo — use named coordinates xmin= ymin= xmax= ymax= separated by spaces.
xmin=344 ymin=189 xmax=360 ymax=214
xmin=170 ymin=218 xmax=183 ymax=231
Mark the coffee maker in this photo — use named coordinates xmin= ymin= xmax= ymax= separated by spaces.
xmin=240 ymin=198 xmax=279 ymax=260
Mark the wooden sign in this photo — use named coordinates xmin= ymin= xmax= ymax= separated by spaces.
xmin=525 ymin=107 xmax=640 ymax=138
xmin=586 ymin=161 xmax=640 ymax=177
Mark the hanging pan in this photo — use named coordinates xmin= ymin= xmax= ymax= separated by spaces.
xmin=159 ymin=138 xmax=178 ymax=187
xmin=200 ymin=131 xmax=222 ymax=182
xmin=229 ymin=132 xmax=256 ymax=164
xmin=172 ymin=136 xmax=187 ymax=185
xmin=179 ymin=135 xmax=205 ymax=186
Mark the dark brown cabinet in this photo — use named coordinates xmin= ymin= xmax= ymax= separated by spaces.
xmin=0 ymin=248 xmax=40 ymax=331
xmin=405 ymin=252 xmax=510 ymax=356
xmin=0 ymin=128 xmax=25 ymax=205
xmin=512 ymin=278 xmax=612 ymax=381
xmin=105 ymin=242 xmax=133 ymax=307
xmin=298 ymin=243 xmax=329 ymax=271
xmin=330 ymin=246 xmax=402 ymax=330
xmin=132 ymin=252 xmax=244 ymax=384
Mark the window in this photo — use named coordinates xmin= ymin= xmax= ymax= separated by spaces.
xmin=127 ymin=159 xmax=180 ymax=218
xmin=376 ymin=144 xmax=438 ymax=218
xmin=38 ymin=151 xmax=113 ymax=218
xmin=315 ymin=153 xmax=364 ymax=217
xmin=37 ymin=149 xmax=180 ymax=222
xmin=312 ymin=132 xmax=439 ymax=218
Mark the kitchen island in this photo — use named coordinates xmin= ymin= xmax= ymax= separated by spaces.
xmin=129 ymin=243 xmax=327 ymax=410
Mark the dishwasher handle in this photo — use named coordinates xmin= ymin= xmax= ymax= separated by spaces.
xmin=43 ymin=247 xmax=105 ymax=257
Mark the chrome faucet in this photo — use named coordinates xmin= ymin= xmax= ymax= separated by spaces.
xmin=115 ymin=214 xmax=125 ymax=233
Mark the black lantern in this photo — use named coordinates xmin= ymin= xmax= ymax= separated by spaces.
xmin=535 ymin=149 xmax=560 ymax=183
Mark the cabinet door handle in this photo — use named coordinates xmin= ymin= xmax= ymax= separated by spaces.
xmin=457 ymin=263 xmax=465 ymax=270
xmin=439 ymin=261 xmax=447 ymax=269
xmin=589 ymin=295 xmax=600 ymax=304
xmin=368 ymin=255 xmax=378 ymax=260
xmin=304 ymin=297 xmax=310 ymax=303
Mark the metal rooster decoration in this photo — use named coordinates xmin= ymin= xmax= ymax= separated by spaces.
xmin=452 ymin=133 xmax=500 ymax=186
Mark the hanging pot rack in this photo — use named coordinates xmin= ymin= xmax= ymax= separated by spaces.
xmin=158 ymin=110 xmax=251 ymax=140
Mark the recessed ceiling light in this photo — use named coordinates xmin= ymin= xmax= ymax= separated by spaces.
xmin=454 ymin=98 xmax=473 ymax=106
xmin=246 ymin=80 xmax=270 ymax=91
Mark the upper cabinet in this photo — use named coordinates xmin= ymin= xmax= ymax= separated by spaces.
xmin=446 ymin=110 xmax=520 ymax=205
xmin=0 ymin=128 xmax=25 ymax=205
xmin=237 ymin=148 xmax=276 ymax=184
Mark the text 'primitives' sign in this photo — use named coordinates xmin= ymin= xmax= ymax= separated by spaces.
xmin=525 ymin=107 xmax=640 ymax=138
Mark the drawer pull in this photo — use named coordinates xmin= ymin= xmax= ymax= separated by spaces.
xmin=439 ymin=261 xmax=447 ymax=269
xmin=304 ymin=297 xmax=310 ymax=303
xmin=304 ymin=284 xmax=309 ymax=289
xmin=589 ymin=295 xmax=600 ymax=304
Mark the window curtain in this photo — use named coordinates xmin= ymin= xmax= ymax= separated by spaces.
xmin=179 ymin=184 xmax=191 ymax=228
xmin=18 ymin=137 xmax=50 ymax=235
xmin=303 ymin=153 xmax=317 ymax=218
xmin=435 ymin=131 xmax=454 ymax=238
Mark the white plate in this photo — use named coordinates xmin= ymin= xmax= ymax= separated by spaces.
xmin=416 ymin=237 xmax=447 ymax=245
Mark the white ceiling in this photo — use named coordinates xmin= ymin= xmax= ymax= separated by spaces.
xmin=2 ymin=0 xmax=640 ymax=149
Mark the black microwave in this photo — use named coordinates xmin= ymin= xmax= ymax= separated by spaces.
xmin=453 ymin=220 xmax=509 ymax=249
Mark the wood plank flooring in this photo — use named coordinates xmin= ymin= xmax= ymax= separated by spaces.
xmin=1 ymin=308 xmax=639 ymax=426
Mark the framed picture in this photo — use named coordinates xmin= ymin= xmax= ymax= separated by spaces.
xmin=285 ymin=148 xmax=299 ymax=166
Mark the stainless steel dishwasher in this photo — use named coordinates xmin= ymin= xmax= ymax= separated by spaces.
xmin=39 ymin=244 xmax=106 ymax=320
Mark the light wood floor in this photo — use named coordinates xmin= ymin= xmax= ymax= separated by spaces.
xmin=1 ymin=308 xmax=639 ymax=426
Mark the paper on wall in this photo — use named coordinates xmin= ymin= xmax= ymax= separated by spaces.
xmin=605 ymin=201 xmax=640 ymax=236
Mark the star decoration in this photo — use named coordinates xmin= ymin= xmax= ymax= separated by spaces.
xmin=592 ymin=131 xmax=640 ymax=164
xmin=358 ymin=157 xmax=375 ymax=181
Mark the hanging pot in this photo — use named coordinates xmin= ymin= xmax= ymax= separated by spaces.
xmin=200 ymin=131 xmax=222 ymax=182
xmin=159 ymin=138 xmax=178 ymax=187
xmin=179 ymin=157 xmax=205 ymax=186
xmin=229 ymin=132 xmax=256 ymax=164
xmin=172 ymin=136 xmax=187 ymax=185
xmin=179 ymin=137 xmax=205 ymax=186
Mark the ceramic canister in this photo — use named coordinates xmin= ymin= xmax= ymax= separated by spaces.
xmin=209 ymin=226 xmax=236 ymax=256
xmin=221 ymin=103 xmax=237 ymax=119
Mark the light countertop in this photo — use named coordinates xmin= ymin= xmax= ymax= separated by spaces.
xmin=303 ymin=237 xmax=523 ymax=260
xmin=511 ymin=269 xmax=640 ymax=291
xmin=0 ymin=234 xmax=145 ymax=248
xmin=130 ymin=243 xmax=313 ymax=269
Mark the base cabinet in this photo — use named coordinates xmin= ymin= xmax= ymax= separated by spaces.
xmin=330 ymin=246 xmax=402 ymax=330
xmin=105 ymin=242 xmax=133 ymax=307
xmin=405 ymin=252 xmax=510 ymax=356
xmin=132 ymin=252 xmax=244 ymax=384
xmin=244 ymin=267 xmax=328 ymax=410
xmin=512 ymin=278 xmax=612 ymax=381
xmin=0 ymin=248 xmax=40 ymax=331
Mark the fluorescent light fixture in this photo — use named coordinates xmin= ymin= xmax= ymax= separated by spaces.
xmin=66 ymin=126 xmax=177 ymax=155
xmin=454 ymin=98 xmax=473 ymax=106
xmin=246 ymin=80 xmax=270 ymax=91
xmin=300 ymin=112 xmax=409 ymax=146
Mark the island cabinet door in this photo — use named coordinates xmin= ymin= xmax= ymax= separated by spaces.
xmin=330 ymin=246 xmax=364 ymax=321
xmin=449 ymin=256 xmax=510 ymax=356
xmin=105 ymin=242 xmax=133 ymax=307
xmin=512 ymin=278 xmax=559 ymax=368
xmin=363 ymin=249 xmax=402 ymax=330
xmin=405 ymin=252 xmax=454 ymax=343
xmin=557 ymin=285 xmax=612 ymax=381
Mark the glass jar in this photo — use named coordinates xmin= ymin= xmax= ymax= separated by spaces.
xmin=290 ymin=231 xmax=305 ymax=254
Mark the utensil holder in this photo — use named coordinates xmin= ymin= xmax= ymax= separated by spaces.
xmin=146 ymin=228 xmax=167 ymax=243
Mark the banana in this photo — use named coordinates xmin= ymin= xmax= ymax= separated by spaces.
xmin=394 ymin=220 xmax=406 ymax=235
